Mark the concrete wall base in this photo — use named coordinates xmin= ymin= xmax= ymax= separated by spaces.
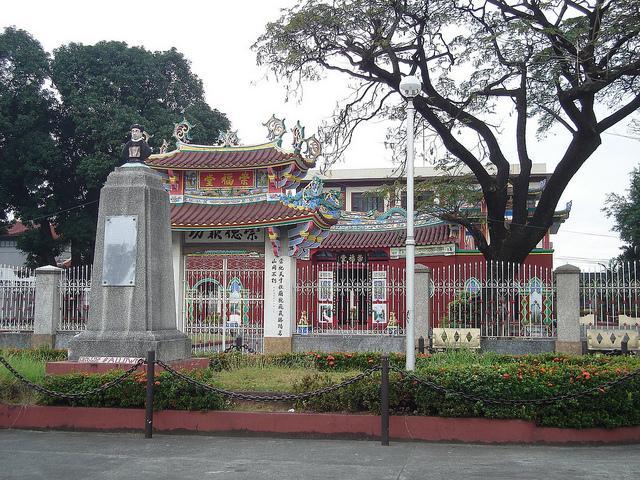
xmin=481 ymin=338 xmax=555 ymax=355
xmin=293 ymin=335 xmax=405 ymax=353
xmin=30 ymin=334 xmax=55 ymax=349
xmin=555 ymin=341 xmax=584 ymax=355
xmin=264 ymin=337 xmax=293 ymax=354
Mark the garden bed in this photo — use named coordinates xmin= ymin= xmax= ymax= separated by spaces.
xmin=1 ymin=348 xmax=640 ymax=430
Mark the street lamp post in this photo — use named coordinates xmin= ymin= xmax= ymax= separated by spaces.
xmin=399 ymin=75 xmax=421 ymax=371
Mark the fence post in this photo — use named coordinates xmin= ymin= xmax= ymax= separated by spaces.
xmin=418 ymin=336 xmax=425 ymax=354
xmin=145 ymin=350 xmax=155 ymax=439
xmin=33 ymin=265 xmax=64 ymax=348
xmin=380 ymin=354 xmax=389 ymax=446
xmin=554 ymin=264 xmax=582 ymax=354
xmin=414 ymin=265 xmax=431 ymax=350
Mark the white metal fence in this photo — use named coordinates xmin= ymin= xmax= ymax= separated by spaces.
xmin=0 ymin=265 xmax=36 ymax=331
xmin=431 ymin=261 xmax=556 ymax=338
xmin=58 ymin=265 xmax=92 ymax=332
xmin=295 ymin=261 xmax=406 ymax=335
xmin=183 ymin=255 xmax=265 ymax=353
xmin=579 ymin=262 xmax=639 ymax=333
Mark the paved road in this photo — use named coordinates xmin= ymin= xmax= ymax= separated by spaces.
xmin=1 ymin=429 xmax=639 ymax=480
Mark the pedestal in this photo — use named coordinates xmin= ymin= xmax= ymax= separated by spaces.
xmin=68 ymin=164 xmax=190 ymax=361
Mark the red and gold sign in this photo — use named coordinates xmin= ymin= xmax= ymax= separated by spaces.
xmin=199 ymin=170 xmax=255 ymax=188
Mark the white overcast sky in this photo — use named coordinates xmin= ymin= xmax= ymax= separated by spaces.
xmin=3 ymin=0 xmax=638 ymax=268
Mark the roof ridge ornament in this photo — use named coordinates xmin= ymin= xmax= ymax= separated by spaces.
xmin=263 ymin=114 xmax=287 ymax=146
xmin=291 ymin=121 xmax=305 ymax=154
xmin=217 ymin=130 xmax=240 ymax=147
xmin=279 ymin=176 xmax=341 ymax=219
xmin=303 ymin=134 xmax=322 ymax=161
xmin=159 ymin=139 xmax=170 ymax=154
xmin=173 ymin=118 xmax=194 ymax=145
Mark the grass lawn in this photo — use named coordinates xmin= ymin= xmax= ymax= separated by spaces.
xmin=214 ymin=366 xmax=362 ymax=393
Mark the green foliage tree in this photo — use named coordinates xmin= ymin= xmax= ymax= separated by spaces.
xmin=255 ymin=0 xmax=640 ymax=263
xmin=0 ymin=31 xmax=230 ymax=266
xmin=0 ymin=27 xmax=63 ymax=266
xmin=603 ymin=168 xmax=640 ymax=263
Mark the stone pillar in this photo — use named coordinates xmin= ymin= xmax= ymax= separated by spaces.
xmin=554 ymin=264 xmax=582 ymax=354
xmin=32 ymin=265 xmax=63 ymax=348
xmin=263 ymin=234 xmax=296 ymax=353
xmin=68 ymin=165 xmax=190 ymax=361
xmin=171 ymin=231 xmax=184 ymax=331
xmin=414 ymin=264 xmax=432 ymax=348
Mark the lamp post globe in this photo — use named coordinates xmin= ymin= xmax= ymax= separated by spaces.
xmin=400 ymin=75 xmax=421 ymax=98
xmin=400 ymin=75 xmax=421 ymax=371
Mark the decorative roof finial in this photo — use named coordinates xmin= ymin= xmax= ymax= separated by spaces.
xmin=173 ymin=118 xmax=194 ymax=144
xmin=159 ymin=139 xmax=170 ymax=154
xmin=218 ymin=130 xmax=240 ymax=147
xmin=263 ymin=114 xmax=286 ymax=146
xmin=291 ymin=121 xmax=305 ymax=154
xmin=304 ymin=134 xmax=322 ymax=161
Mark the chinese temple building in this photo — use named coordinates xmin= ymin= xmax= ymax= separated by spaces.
xmin=147 ymin=118 xmax=340 ymax=353
xmin=147 ymin=118 xmax=569 ymax=354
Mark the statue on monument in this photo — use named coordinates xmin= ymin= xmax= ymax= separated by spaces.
xmin=121 ymin=124 xmax=152 ymax=165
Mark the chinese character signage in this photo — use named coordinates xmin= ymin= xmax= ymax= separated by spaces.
xmin=184 ymin=228 xmax=264 ymax=244
xmin=199 ymin=170 xmax=255 ymax=189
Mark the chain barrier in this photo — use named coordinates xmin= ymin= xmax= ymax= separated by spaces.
xmin=0 ymin=355 xmax=144 ymax=400
xmin=389 ymin=365 xmax=640 ymax=406
xmin=223 ymin=344 xmax=257 ymax=354
xmin=157 ymin=359 xmax=380 ymax=402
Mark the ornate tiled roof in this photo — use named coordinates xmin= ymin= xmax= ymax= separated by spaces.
xmin=322 ymin=224 xmax=454 ymax=249
xmin=147 ymin=141 xmax=314 ymax=171
xmin=170 ymin=199 xmax=336 ymax=230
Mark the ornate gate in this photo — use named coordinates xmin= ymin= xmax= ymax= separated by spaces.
xmin=183 ymin=253 xmax=264 ymax=353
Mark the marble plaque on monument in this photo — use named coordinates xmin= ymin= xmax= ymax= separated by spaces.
xmin=102 ymin=215 xmax=137 ymax=286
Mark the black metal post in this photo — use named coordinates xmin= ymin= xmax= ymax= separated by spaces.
xmin=418 ymin=336 xmax=425 ymax=354
xmin=145 ymin=350 xmax=155 ymax=439
xmin=380 ymin=354 xmax=389 ymax=446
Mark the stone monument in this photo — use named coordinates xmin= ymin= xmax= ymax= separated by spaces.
xmin=68 ymin=126 xmax=191 ymax=361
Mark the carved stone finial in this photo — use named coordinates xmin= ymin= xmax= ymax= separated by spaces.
xmin=263 ymin=114 xmax=286 ymax=146
xmin=173 ymin=118 xmax=194 ymax=144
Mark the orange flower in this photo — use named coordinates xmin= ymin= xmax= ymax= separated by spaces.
xmin=502 ymin=373 xmax=511 ymax=379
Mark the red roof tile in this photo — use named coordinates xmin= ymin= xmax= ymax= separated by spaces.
xmin=322 ymin=224 xmax=453 ymax=249
xmin=147 ymin=142 xmax=312 ymax=170
xmin=171 ymin=201 xmax=334 ymax=229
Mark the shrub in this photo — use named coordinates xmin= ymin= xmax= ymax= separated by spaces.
xmin=293 ymin=354 xmax=640 ymax=428
xmin=39 ymin=369 xmax=229 ymax=411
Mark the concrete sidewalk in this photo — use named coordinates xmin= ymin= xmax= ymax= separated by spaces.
xmin=1 ymin=429 xmax=639 ymax=480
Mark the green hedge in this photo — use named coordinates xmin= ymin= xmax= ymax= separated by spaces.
xmin=39 ymin=369 xmax=228 ymax=411
xmin=293 ymin=354 xmax=640 ymax=429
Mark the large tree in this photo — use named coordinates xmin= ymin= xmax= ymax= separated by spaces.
xmin=0 ymin=30 xmax=230 ymax=266
xmin=603 ymin=168 xmax=640 ymax=263
xmin=0 ymin=27 xmax=62 ymax=266
xmin=255 ymin=0 xmax=640 ymax=263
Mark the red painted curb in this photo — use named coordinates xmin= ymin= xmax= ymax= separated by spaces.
xmin=2 ymin=404 xmax=640 ymax=444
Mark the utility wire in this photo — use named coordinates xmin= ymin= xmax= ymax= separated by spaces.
xmin=23 ymin=199 xmax=99 ymax=223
